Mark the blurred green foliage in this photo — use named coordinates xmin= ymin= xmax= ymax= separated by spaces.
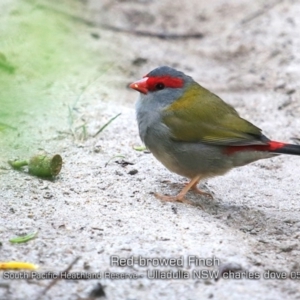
xmin=0 ymin=1 xmax=108 ymax=155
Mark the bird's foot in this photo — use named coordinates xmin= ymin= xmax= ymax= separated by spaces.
xmin=191 ymin=186 xmax=213 ymax=199
xmin=154 ymin=192 xmax=204 ymax=209
xmin=154 ymin=192 xmax=193 ymax=205
xmin=184 ymin=181 xmax=213 ymax=199
xmin=154 ymin=176 xmax=208 ymax=208
xmin=185 ymin=181 xmax=214 ymax=200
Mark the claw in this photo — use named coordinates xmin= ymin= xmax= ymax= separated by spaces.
xmin=153 ymin=175 xmax=208 ymax=209
xmin=191 ymin=186 xmax=213 ymax=199
xmin=154 ymin=192 xmax=193 ymax=205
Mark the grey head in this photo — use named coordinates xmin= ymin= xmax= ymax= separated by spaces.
xmin=146 ymin=66 xmax=188 ymax=79
xmin=131 ymin=66 xmax=194 ymax=108
xmin=130 ymin=66 xmax=194 ymax=144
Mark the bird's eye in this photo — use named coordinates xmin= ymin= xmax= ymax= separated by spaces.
xmin=155 ymin=82 xmax=165 ymax=90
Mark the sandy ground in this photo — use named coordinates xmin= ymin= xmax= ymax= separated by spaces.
xmin=1 ymin=0 xmax=300 ymax=299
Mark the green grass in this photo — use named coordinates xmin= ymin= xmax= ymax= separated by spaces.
xmin=0 ymin=1 xmax=111 ymax=157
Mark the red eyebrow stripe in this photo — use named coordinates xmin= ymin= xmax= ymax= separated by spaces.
xmin=146 ymin=76 xmax=183 ymax=90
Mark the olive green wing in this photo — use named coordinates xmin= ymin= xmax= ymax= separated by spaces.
xmin=163 ymin=84 xmax=266 ymax=146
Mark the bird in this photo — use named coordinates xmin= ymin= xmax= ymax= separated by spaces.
xmin=129 ymin=66 xmax=300 ymax=205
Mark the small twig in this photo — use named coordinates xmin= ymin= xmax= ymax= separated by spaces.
xmin=36 ymin=256 xmax=81 ymax=300
xmin=71 ymin=73 xmax=107 ymax=114
xmin=104 ymin=155 xmax=126 ymax=167
xmin=75 ymin=124 xmax=88 ymax=141
xmin=9 ymin=231 xmax=38 ymax=244
xmin=68 ymin=76 xmax=102 ymax=134
xmin=99 ymin=24 xmax=204 ymax=40
xmin=68 ymin=67 xmax=115 ymax=139
xmin=26 ymin=0 xmax=203 ymax=40
xmin=240 ymin=0 xmax=284 ymax=25
xmin=93 ymin=113 xmax=121 ymax=138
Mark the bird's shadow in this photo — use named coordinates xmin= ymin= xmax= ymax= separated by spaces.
xmin=162 ymin=180 xmax=299 ymax=259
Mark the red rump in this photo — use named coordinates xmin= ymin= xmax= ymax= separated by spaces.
xmin=225 ymin=141 xmax=287 ymax=155
xmin=145 ymin=76 xmax=184 ymax=91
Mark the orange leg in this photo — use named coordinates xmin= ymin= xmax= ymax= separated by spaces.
xmin=190 ymin=180 xmax=213 ymax=199
xmin=155 ymin=175 xmax=206 ymax=205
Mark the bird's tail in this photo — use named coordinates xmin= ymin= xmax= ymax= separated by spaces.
xmin=269 ymin=142 xmax=300 ymax=156
xmin=225 ymin=140 xmax=300 ymax=156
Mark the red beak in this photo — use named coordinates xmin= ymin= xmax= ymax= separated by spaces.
xmin=129 ymin=77 xmax=149 ymax=94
